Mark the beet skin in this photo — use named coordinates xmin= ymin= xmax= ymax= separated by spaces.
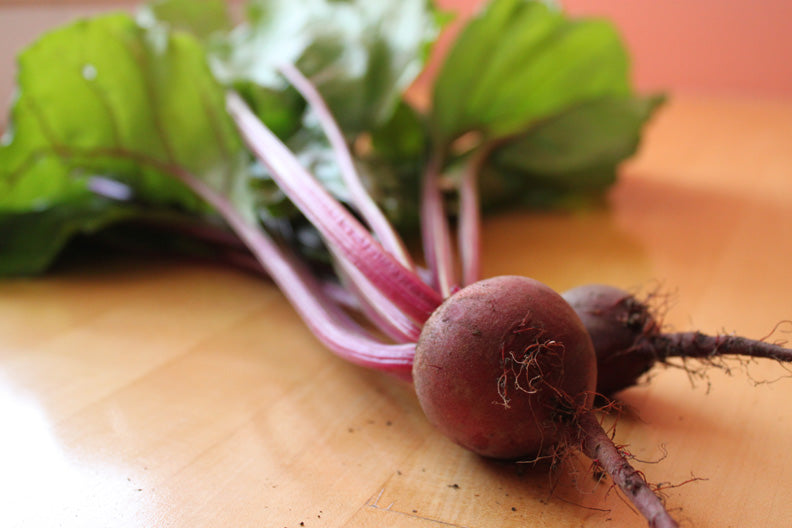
xmin=413 ymin=276 xmax=597 ymax=459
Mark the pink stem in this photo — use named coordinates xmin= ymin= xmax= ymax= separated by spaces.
xmin=457 ymin=148 xmax=487 ymax=286
xmin=321 ymin=280 xmax=361 ymax=310
xmin=278 ymin=63 xmax=414 ymax=269
xmin=279 ymin=63 xmax=420 ymax=341
xmin=333 ymin=253 xmax=423 ymax=343
xmin=171 ymin=165 xmax=415 ymax=379
xmin=421 ymin=153 xmax=457 ymax=298
xmin=227 ymin=92 xmax=442 ymax=324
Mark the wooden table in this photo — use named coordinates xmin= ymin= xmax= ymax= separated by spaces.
xmin=1 ymin=95 xmax=791 ymax=527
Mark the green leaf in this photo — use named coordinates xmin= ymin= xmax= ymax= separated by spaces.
xmin=138 ymin=0 xmax=232 ymax=41
xmin=478 ymin=95 xmax=665 ymax=210
xmin=1 ymin=13 xmax=245 ymax=209
xmin=0 ymin=0 xmax=659 ymax=276
xmin=476 ymin=161 xmax=616 ymax=212
xmin=0 ymin=196 xmax=144 ymax=275
xmin=213 ymin=0 xmax=441 ymax=134
xmin=369 ymin=100 xmax=429 ymax=162
xmin=431 ymin=0 xmax=631 ymax=147
xmin=0 ymin=13 xmax=250 ymax=274
xmin=490 ymin=94 xmax=664 ymax=177
xmin=361 ymin=100 xmax=429 ymax=231
xmin=204 ymin=0 xmax=443 ymax=230
xmin=248 ymin=98 xmax=430 ymax=232
xmin=231 ymin=80 xmax=305 ymax=140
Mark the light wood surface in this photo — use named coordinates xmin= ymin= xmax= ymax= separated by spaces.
xmin=1 ymin=95 xmax=792 ymax=527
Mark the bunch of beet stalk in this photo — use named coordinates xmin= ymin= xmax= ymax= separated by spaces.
xmin=162 ymin=65 xmax=791 ymax=528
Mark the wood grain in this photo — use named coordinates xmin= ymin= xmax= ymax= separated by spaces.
xmin=1 ymin=95 xmax=791 ymax=527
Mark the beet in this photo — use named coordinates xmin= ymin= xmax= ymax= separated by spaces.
xmin=563 ymin=283 xmax=792 ymax=396
xmin=413 ymin=275 xmax=598 ymax=459
xmin=562 ymin=284 xmax=659 ymax=395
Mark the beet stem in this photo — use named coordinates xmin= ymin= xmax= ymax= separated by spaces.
xmin=169 ymin=163 xmax=416 ymax=378
xmin=227 ymin=92 xmax=442 ymax=323
xmin=36 ymin=143 xmax=418 ymax=373
xmin=420 ymin=152 xmax=457 ymax=297
xmin=332 ymin=253 xmax=422 ymax=342
xmin=457 ymin=147 xmax=487 ymax=286
xmin=653 ymin=332 xmax=792 ymax=363
xmin=576 ymin=411 xmax=679 ymax=528
xmin=278 ymin=63 xmax=414 ymax=269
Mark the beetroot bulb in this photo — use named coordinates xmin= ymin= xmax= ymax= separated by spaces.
xmin=562 ymin=284 xmax=792 ymax=396
xmin=413 ymin=275 xmax=597 ymax=459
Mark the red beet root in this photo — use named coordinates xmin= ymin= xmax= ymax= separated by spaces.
xmin=413 ymin=275 xmax=597 ymax=459
xmin=563 ymin=283 xmax=792 ymax=396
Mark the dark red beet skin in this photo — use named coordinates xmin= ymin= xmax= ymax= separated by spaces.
xmin=563 ymin=283 xmax=792 ymax=398
xmin=413 ymin=276 xmax=597 ymax=459
xmin=562 ymin=284 xmax=658 ymax=396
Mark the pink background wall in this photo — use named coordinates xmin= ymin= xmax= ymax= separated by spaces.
xmin=1 ymin=0 xmax=791 ymax=112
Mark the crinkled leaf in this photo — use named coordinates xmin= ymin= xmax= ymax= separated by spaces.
xmin=213 ymin=0 xmax=441 ymax=134
xmin=138 ymin=0 xmax=308 ymax=140
xmin=138 ymin=0 xmax=232 ymax=41
xmin=206 ymin=0 xmax=442 ymax=227
xmin=431 ymin=0 xmax=630 ymax=147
